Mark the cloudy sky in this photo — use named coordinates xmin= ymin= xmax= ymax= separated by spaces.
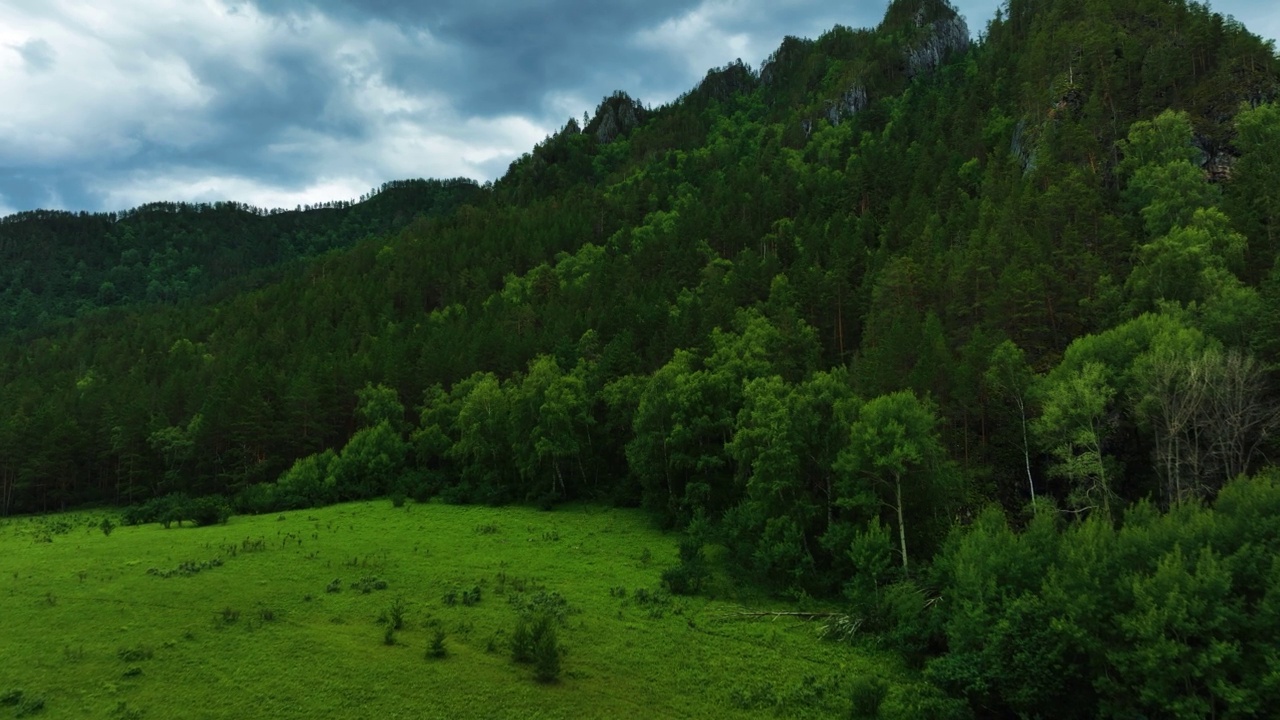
xmin=1 ymin=1 xmax=1276 ymax=216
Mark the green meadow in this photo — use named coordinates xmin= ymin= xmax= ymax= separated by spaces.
xmin=1 ymin=502 xmax=913 ymax=719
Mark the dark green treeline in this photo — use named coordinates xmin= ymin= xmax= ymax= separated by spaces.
xmin=4 ymin=0 xmax=1280 ymax=715
xmin=0 ymin=0 xmax=1276 ymax=543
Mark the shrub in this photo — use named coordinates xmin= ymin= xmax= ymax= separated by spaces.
xmin=122 ymin=493 xmax=232 ymax=528
xmin=111 ymin=701 xmax=145 ymax=719
xmin=352 ymin=576 xmax=388 ymax=593
xmin=100 ymin=517 xmax=115 ymax=536
xmin=849 ymin=676 xmax=888 ymax=718
xmin=13 ymin=694 xmax=44 ymax=718
xmin=661 ymin=561 xmax=706 ymax=595
xmin=387 ymin=597 xmax=406 ymax=630
xmin=185 ymin=496 xmax=232 ymax=527
xmin=663 ymin=516 xmax=710 ymax=595
xmin=532 ymin=623 xmax=562 ymax=683
xmin=427 ymin=629 xmax=448 ymax=659
xmin=116 ymin=646 xmax=154 ymax=662
xmin=382 ymin=624 xmax=396 ymax=646
xmin=233 ymin=482 xmax=282 ymax=515
xmin=509 ymin=590 xmax=572 ymax=623
xmin=512 ymin=611 xmax=563 ymax=682
xmin=511 ymin=615 xmax=538 ymax=663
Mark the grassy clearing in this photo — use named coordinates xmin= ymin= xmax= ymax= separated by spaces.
xmin=1 ymin=501 xmax=911 ymax=718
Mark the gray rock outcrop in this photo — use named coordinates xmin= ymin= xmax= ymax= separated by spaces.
xmin=825 ymin=84 xmax=869 ymax=126
xmin=905 ymin=7 xmax=969 ymax=79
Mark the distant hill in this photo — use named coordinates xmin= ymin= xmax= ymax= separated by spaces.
xmin=4 ymin=0 xmax=1280 ymax=715
xmin=0 ymin=178 xmax=484 ymax=336
xmin=0 ymin=0 xmax=1276 ymax=570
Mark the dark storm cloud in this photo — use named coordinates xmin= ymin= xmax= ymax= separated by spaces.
xmin=0 ymin=0 xmax=1274 ymax=215
xmin=249 ymin=0 xmax=853 ymax=117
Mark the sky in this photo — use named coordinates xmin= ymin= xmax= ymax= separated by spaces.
xmin=1 ymin=1 xmax=1276 ymax=216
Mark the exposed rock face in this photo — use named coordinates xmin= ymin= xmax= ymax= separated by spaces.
xmin=825 ymin=84 xmax=869 ymax=126
xmin=905 ymin=10 xmax=970 ymax=79
xmin=590 ymin=93 xmax=645 ymax=144
xmin=1010 ymin=119 xmax=1037 ymax=173
xmin=1195 ymin=134 xmax=1236 ymax=183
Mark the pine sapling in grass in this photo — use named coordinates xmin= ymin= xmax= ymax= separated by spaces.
xmin=427 ymin=628 xmax=447 ymax=659
xmin=532 ymin=624 xmax=562 ymax=683
xmin=388 ymin=596 xmax=406 ymax=630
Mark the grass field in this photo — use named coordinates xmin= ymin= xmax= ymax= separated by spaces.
xmin=1 ymin=501 xmax=914 ymax=718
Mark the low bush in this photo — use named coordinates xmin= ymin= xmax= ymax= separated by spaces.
xmin=512 ymin=611 xmax=564 ymax=682
xmin=386 ymin=597 xmax=406 ymax=630
xmin=121 ymin=494 xmax=232 ymax=528
xmin=116 ymin=645 xmax=153 ymax=662
xmin=14 ymin=694 xmax=44 ymax=718
xmin=351 ymin=576 xmax=388 ymax=593
xmin=427 ymin=628 xmax=448 ymax=659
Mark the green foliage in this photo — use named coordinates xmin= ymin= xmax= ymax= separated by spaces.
xmin=532 ymin=622 xmax=563 ymax=683
xmin=122 ymin=494 xmax=230 ymax=528
xmin=351 ymin=576 xmax=388 ymax=594
xmin=356 ymin=383 xmax=405 ymax=431
xmin=386 ymin=597 xmax=406 ymax=630
xmin=1034 ymin=361 xmax=1117 ymax=516
xmin=928 ymin=472 xmax=1280 ymax=718
xmin=0 ymin=1 xmax=1279 ymax=711
xmin=427 ymin=628 xmax=448 ymax=659
xmin=12 ymin=694 xmax=45 ymax=718
xmin=508 ymin=601 xmax=566 ymax=682
xmin=185 ymin=496 xmax=232 ymax=527
xmin=329 ymin=423 xmax=407 ymax=502
xmin=836 ymin=391 xmax=956 ymax=571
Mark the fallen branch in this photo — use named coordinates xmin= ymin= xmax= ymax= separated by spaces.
xmin=729 ymin=610 xmax=841 ymax=621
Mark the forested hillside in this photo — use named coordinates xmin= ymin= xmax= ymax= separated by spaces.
xmin=3 ymin=0 xmax=1280 ymax=714
xmin=0 ymin=178 xmax=484 ymax=336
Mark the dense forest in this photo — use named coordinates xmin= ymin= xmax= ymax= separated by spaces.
xmin=3 ymin=0 xmax=1280 ymax=715
xmin=0 ymin=178 xmax=485 ymax=336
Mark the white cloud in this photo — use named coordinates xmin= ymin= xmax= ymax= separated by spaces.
xmin=88 ymin=108 xmax=550 ymax=211
xmin=542 ymin=90 xmax=595 ymax=127
xmin=6 ymin=0 xmax=1271 ymax=215
xmin=0 ymin=0 xmax=488 ymax=210
xmin=92 ymin=171 xmax=373 ymax=211
xmin=631 ymin=0 xmax=867 ymax=104
xmin=634 ymin=1 xmax=755 ymax=80
xmin=0 ymin=1 xmax=251 ymax=166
